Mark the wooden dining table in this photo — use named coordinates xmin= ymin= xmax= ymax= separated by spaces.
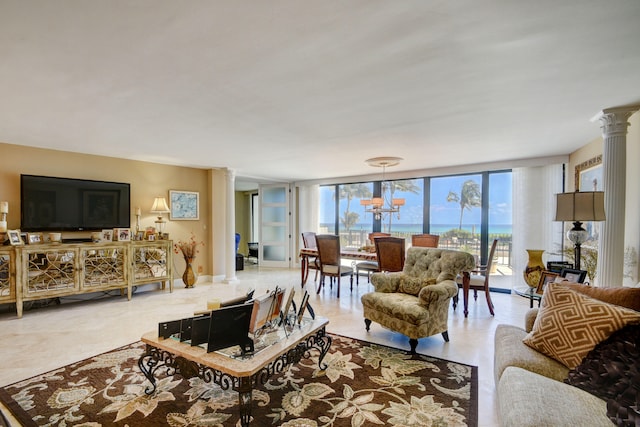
xmin=299 ymin=247 xmax=376 ymax=286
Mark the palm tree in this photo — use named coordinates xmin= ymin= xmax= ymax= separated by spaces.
xmin=382 ymin=179 xmax=420 ymax=231
xmin=447 ymin=180 xmax=481 ymax=230
xmin=339 ymin=184 xmax=372 ymax=233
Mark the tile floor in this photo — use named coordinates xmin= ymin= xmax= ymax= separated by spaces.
xmin=0 ymin=264 xmax=532 ymax=426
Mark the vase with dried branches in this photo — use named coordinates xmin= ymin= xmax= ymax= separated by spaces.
xmin=174 ymin=233 xmax=204 ymax=288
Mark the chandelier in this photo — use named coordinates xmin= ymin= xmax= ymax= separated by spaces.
xmin=360 ymin=157 xmax=406 ymax=220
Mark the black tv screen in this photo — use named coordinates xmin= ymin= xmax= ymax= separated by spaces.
xmin=21 ymin=174 xmax=131 ymax=231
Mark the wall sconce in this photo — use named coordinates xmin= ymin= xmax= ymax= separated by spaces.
xmin=0 ymin=201 xmax=8 ymax=233
xmin=150 ymin=197 xmax=170 ymax=234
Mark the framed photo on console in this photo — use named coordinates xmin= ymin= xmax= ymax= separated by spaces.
xmin=7 ymin=230 xmax=24 ymax=245
xmin=536 ymin=271 xmax=559 ymax=294
xmin=560 ymin=268 xmax=587 ymax=283
xmin=27 ymin=232 xmax=44 ymax=245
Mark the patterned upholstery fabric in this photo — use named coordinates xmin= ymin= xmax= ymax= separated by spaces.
xmin=523 ymin=283 xmax=640 ymax=369
xmin=361 ymin=248 xmax=476 ymax=347
xmin=565 ymin=324 xmax=640 ymax=426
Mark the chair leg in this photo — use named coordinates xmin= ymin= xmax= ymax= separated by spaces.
xmin=441 ymin=331 xmax=450 ymax=342
xmin=409 ymin=338 xmax=418 ymax=354
xmin=337 ymin=275 xmax=340 ymax=298
xmin=484 ymin=285 xmax=495 ymax=316
xmin=356 ymin=269 xmax=360 ymax=285
xmin=364 ymin=318 xmax=371 ymax=331
xmin=316 ymin=275 xmax=324 ymax=294
xmin=452 ymin=293 xmax=458 ymax=310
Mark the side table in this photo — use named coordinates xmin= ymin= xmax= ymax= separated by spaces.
xmin=513 ymin=286 xmax=542 ymax=308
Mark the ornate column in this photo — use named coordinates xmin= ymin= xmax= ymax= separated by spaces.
xmin=223 ymin=168 xmax=238 ymax=283
xmin=593 ymin=105 xmax=639 ymax=287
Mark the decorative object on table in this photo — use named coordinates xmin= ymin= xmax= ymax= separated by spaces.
xmin=0 ymin=336 xmax=478 ymax=427
xmin=0 ymin=200 xmax=8 ymax=233
xmin=6 ymin=229 xmax=24 ymax=246
xmin=523 ymin=249 xmax=545 ymax=287
xmin=174 ymin=232 xmax=204 ymax=288
xmin=150 ymin=196 xmax=171 ymax=234
xmin=26 ymin=232 xmax=44 ymax=245
xmin=100 ymin=229 xmax=113 ymax=242
xmin=112 ymin=228 xmax=131 ymax=242
xmin=90 ymin=232 xmax=102 ymax=243
xmin=169 ymin=190 xmax=199 ymax=220
xmin=554 ymin=191 xmax=605 ymax=270
xmin=48 ymin=232 xmax=62 ymax=243
xmin=360 ymin=157 xmax=406 ymax=220
xmin=559 ymin=267 xmax=588 ymax=283
xmin=536 ymin=270 xmax=559 ymax=293
xmin=134 ymin=206 xmax=141 ymax=234
xmin=546 ymin=260 xmax=573 ymax=273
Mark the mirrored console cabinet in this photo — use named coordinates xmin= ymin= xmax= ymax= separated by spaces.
xmin=3 ymin=240 xmax=172 ymax=318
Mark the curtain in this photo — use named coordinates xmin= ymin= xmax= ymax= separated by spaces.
xmin=512 ymin=164 xmax=565 ymax=289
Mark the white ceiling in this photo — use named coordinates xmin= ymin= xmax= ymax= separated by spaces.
xmin=1 ymin=1 xmax=640 ymax=190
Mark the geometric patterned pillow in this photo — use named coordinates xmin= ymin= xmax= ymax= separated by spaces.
xmin=523 ymin=283 xmax=640 ymax=369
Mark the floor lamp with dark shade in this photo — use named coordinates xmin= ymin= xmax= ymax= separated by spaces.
xmin=554 ymin=191 xmax=606 ymax=270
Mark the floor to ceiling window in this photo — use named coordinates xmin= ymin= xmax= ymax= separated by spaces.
xmin=319 ymin=169 xmax=513 ymax=289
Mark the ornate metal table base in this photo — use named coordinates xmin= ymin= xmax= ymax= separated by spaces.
xmin=138 ymin=326 xmax=332 ymax=426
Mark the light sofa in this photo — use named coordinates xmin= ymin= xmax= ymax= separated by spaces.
xmin=494 ymin=283 xmax=640 ymax=427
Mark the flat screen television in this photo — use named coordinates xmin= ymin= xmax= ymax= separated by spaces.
xmin=21 ymin=174 xmax=131 ymax=231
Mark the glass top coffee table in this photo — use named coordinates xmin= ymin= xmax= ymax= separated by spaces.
xmin=139 ymin=316 xmax=331 ymax=426
xmin=513 ymin=286 xmax=542 ymax=308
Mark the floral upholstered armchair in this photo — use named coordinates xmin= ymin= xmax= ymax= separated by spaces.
xmin=361 ymin=247 xmax=476 ymax=353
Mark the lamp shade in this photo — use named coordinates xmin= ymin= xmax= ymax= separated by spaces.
xmin=150 ymin=197 xmax=170 ymax=213
xmin=555 ymin=191 xmax=605 ymax=222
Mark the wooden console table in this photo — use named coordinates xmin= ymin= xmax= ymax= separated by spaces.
xmin=3 ymin=240 xmax=173 ymax=318
xmin=139 ymin=317 xmax=331 ymax=426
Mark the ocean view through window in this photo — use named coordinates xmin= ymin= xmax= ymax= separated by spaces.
xmin=319 ymin=170 xmax=513 ymax=289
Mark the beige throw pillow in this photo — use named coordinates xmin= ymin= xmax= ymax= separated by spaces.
xmin=523 ymin=283 xmax=640 ymax=369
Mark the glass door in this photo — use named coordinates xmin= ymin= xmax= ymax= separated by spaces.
xmin=258 ymin=184 xmax=290 ymax=268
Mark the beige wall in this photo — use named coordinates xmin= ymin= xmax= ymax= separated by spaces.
xmin=234 ymin=191 xmax=253 ymax=256
xmin=0 ymin=142 xmax=213 ymax=276
xmin=568 ymin=111 xmax=640 ymax=285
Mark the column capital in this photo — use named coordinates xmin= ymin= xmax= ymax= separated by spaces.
xmin=591 ymin=104 xmax=640 ymax=138
xmin=225 ymin=168 xmax=236 ymax=181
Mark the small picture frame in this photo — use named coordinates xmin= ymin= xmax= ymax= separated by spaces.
xmin=537 ymin=271 xmax=559 ymax=294
xmin=147 ymin=233 xmax=156 ymax=241
xmin=7 ymin=229 xmax=24 ymax=246
xmin=113 ymin=228 xmax=131 ymax=242
xmin=101 ymin=229 xmax=113 ymax=242
xmin=135 ymin=231 xmax=145 ymax=241
xmin=560 ymin=268 xmax=588 ymax=283
xmin=546 ymin=261 xmax=573 ymax=273
xmin=27 ymin=232 xmax=44 ymax=245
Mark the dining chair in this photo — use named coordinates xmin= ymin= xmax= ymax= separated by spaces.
xmin=315 ymin=234 xmax=354 ymax=298
xmin=356 ymin=232 xmax=390 ymax=284
xmin=411 ymin=234 xmax=440 ymax=248
xmin=301 ymin=231 xmax=320 ymax=283
xmin=454 ymin=238 xmax=498 ymax=316
xmin=374 ymin=236 xmax=405 ymax=273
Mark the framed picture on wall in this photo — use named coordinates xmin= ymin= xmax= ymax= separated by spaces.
xmin=576 ymin=155 xmax=603 ymax=192
xmin=169 ymin=190 xmax=199 ymax=220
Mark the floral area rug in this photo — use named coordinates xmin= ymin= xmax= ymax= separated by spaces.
xmin=0 ymin=334 xmax=477 ymax=426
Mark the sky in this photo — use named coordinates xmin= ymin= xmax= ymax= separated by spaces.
xmin=320 ymin=171 xmax=513 ymax=227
